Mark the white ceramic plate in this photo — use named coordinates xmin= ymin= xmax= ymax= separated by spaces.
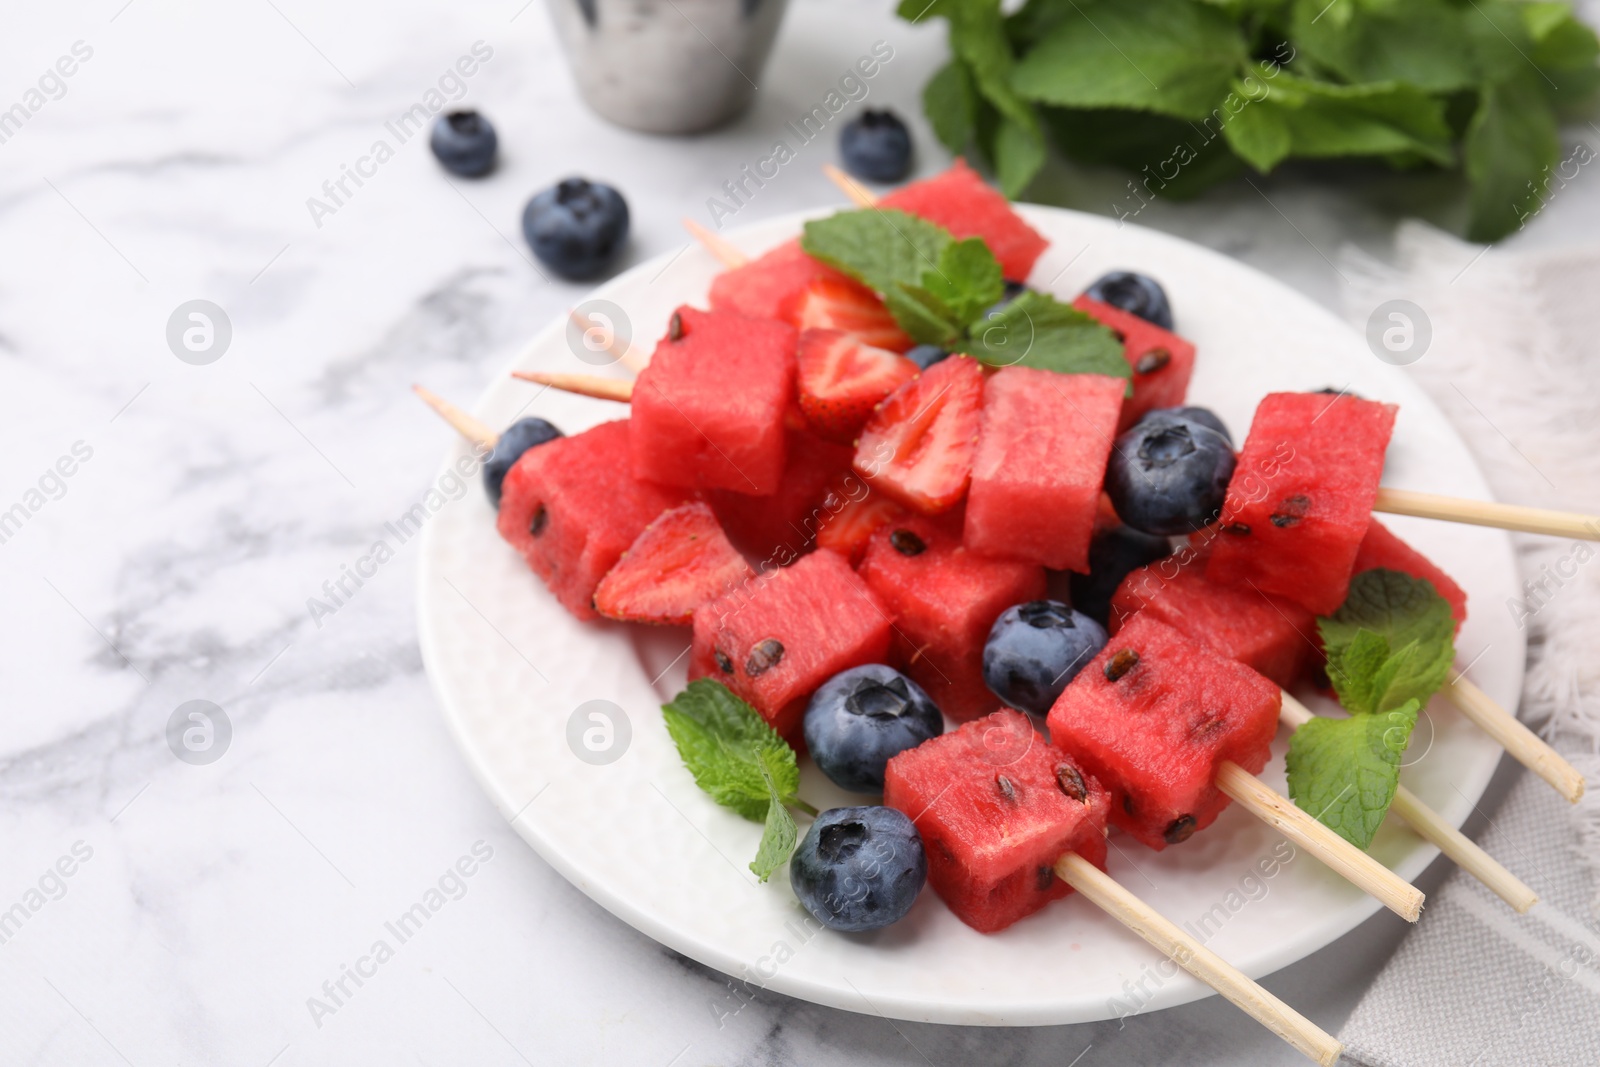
xmin=416 ymin=205 xmax=1523 ymax=1025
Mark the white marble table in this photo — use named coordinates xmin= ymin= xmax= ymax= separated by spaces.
xmin=2 ymin=2 xmax=1594 ymax=1064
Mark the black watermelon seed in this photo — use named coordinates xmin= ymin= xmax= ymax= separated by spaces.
xmin=714 ymin=648 xmax=733 ymax=673
xmin=1134 ymin=348 xmax=1172 ymax=375
xmin=1104 ymin=648 xmax=1140 ymax=681
xmin=996 ymin=774 xmax=1017 ymax=802
xmin=1164 ymin=815 xmax=1198 ymax=844
xmin=889 ymin=529 xmax=926 ymax=556
xmin=1122 ymin=793 xmax=1137 ymax=817
xmin=745 ymin=638 xmax=784 ymax=676
xmin=1222 ymin=522 xmax=1251 ymax=537
xmin=1270 ymin=494 xmax=1310 ymax=528
xmin=668 ymin=311 xmax=684 ymax=341
xmin=1036 ymin=865 xmax=1055 ymax=891
xmin=529 ymin=504 xmax=549 ymax=537
xmin=1055 ymin=763 xmax=1088 ymax=803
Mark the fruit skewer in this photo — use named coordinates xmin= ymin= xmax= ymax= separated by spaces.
xmin=820 ymin=165 xmax=1600 ymax=544
xmin=887 ymin=711 xmax=1340 ymax=1065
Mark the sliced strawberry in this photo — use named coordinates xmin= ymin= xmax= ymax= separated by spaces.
xmin=853 ymin=355 xmax=985 ymax=515
xmin=791 ymin=277 xmax=912 ymax=352
xmin=796 ymin=328 xmax=920 ymax=444
xmin=816 ymin=491 xmax=907 ymax=564
xmin=594 ymin=502 xmax=754 ymax=626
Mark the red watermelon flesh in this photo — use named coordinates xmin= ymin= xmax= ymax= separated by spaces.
xmin=884 ymin=709 xmax=1109 ymax=933
xmin=1110 ymin=550 xmax=1316 ymax=688
xmin=965 ymin=367 xmax=1125 ymax=572
xmin=796 ymin=328 xmax=920 ymax=443
xmin=1353 ymin=520 xmax=1468 ymax=630
xmin=708 ymin=430 xmax=856 ymax=565
xmin=854 ymin=354 xmax=985 ymax=515
xmin=791 ymin=277 xmax=912 ymax=352
xmin=1072 ymin=296 xmax=1196 ymax=432
xmin=879 ymin=160 xmax=1049 ymax=281
xmin=815 ymin=492 xmax=906 ymax=564
xmin=593 ymin=502 xmax=754 ymax=626
xmin=1047 ymin=614 xmax=1282 ymax=851
xmin=1206 ymin=392 xmax=1397 ymax=615
xmin=707 ymin=239 xmax=853 ymax=323
xmin=689 ymin=549 xmax=891 ymax=740
xmin=858 ymin=510 xmax=1047 ymax=721
xmin=631 ymin=306 xmax=795 ymax=496
xmin=497 ymin=420 xmax=694 ymax=621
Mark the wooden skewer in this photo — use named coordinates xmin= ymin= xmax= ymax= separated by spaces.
xmin=822 ymin=163 xmax=879 ymax=209
xmin=1375 ymin=488 xmax=1600 ymax=542
xmin=569 ymin=309 xmax=648 ymax=373
xmin=1278 ymin=692 xmax=1537 ymax=913
xmin=1057 ymin=853 xmax=1342 ymax=1065
xmin=1215 ymin=760 xmax=1425 ymax=921
xmin=1444 ymin=673 xmax=1584 ymax=803
xmin=513 ymin=370 xmax=633 ymax=403
xmin=681 ymin=217 xmax=748 ymax=269
xmin=412 ymin=384 xmax=497 ymax=449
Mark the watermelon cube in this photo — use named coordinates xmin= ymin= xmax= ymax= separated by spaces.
xmin=631 ymin=306 xmax=796 ymax=496
xmin=1110 ymin=549 xmax=1316 ymax=688
xmin=1048 ymin=614 xmax=1282 ymax=851
xmin=707 ymin=239 xmax=853 ymax=324
xmin=1072 ymin=296 xmax=1196 ymax=432
xmin=854 ymin=354 xmax=986 ymax=515
xmin=884 ymin=709 xmax=1109 ymax=933
xmin=497 ymin=420 xmax=693 ymax=621
xmin=965 ymin=368 xmax=1125 ymax=572
xmin=593 ymin=502 xmax=754 ymax=626
xmin=689 ymin=549 xmax=891 ymax=739
xmin=1206 ymin=392 xmax=1397 ymax=615
xmin=1353 ymin=520 xmax=1468 ymax=629
xmin=879 ymin=160 xmax=1049 ymax=281
xmin=708 ymin=429 xmax=855 ymax=565
xmin=858 ymin=510 xmax=1047 ymax=720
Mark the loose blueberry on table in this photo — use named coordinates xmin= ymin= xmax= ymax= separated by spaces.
xmin=790 ymin=806 xmax=927 ymax=932
xmin=1083 ymin=270 xmax=1175 ymax=331
xmin=983 ymin=600 xmax=1108 ymax=716
xmin=1105 ymin=407 xmax=1236 ymax=536
xmin=522 ymin=177 xmax=630 ymax=280
xmin=803 ymin=664 xmax=944 ymax=794
xmin=482 ymin=417 xmax=563 ymax=509
xmin=838 ymin=108 xmax=913 ymax=183
xmin=429 ymin=110 xmax=498 ymax=177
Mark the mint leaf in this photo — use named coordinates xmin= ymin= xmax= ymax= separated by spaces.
xmin=958 ymin=290 xmax=1130 ymax=384
xmin=661 ymin=679 xmax=801 ymax=823
xmin=1318 ymin=569 xmax=1456 ymax=714
xmin=750 ymin=764 xmax=799 ymax=882
xmin=924 ymin=58 xmax=979 ymax=154
xmin=993 ymin=113 xmax=1049 ymax=197
xmin=1287 ymin=700 xmax=1420 ymax=849
xmin=800 ymin=208 xmax=952 ymax=297
xmin=1011 ymin=0 xmax=1246 ymax=120
xmin=922 ymin=238 xmax=1005 ymax=326
xmin=884 ymin=284 xmax=966 ymax=347
xmin=1288 ymin=0 xmax=1481 ymax=93
xmin=1465 ymin=77 xmax=1560 ymax=242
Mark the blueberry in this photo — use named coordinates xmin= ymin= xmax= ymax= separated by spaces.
xmin=483 ymin=417 xmax=563 ymax=509
xmin=904 ymin=344 xmax=950 ymax=371
xmin=522 ymin=178 xmax=630 ymax=280
xmin=839 ymin=109 xmax=913 ymax=183
xmin=430 ymin=110 xmax=498 ymax=177
xmin=804 ymin=665 xmax=944 ymax=793
xmin=1084 ymin=271 xmax=1174 ymax=331
xmin=1161 ymin=405 xmax=1232 ymax=446
xmin=1106 ymin=409 xmax=1236 ymax=536
xmin=1069 ymin=525 xmax=1173 ymax=627
xmin=790 ymin=806 xmax=926 ymax=931
xmin=983 ymin=600 xmax=1108 ymax=715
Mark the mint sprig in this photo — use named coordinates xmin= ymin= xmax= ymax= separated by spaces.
xmin=906 ymin=0 xmax=1600 ymax=242
xmin=661 ymin=679 xmax=810 ymax=882
xmin=801 ymin=209 xmax=1129 ymax=386
xmin=1286 ymin=569 xmax=1456 ymax=848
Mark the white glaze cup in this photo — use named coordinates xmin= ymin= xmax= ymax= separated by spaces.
xmin=544 ymin=0 xmax=790 ymax=134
